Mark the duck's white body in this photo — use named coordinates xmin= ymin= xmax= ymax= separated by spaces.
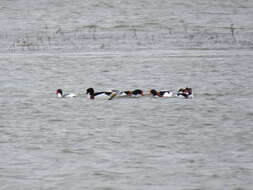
xmin=177 ymin=93 xmax=194 ymax=99
xmin=160 ymin=91 xmax=173 ymax=97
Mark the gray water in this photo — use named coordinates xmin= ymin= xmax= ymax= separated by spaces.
xmin=1 ymin=1 xmax=253 ymax=190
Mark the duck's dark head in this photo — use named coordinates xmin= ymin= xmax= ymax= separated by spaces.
xmin=150 ymin=89 xmax=158 ymax=96
xmin=86 ymin=88 xmax=95 ymax=95
xmin=56 ymin=89 xmax=63 ymax=95
xmin=186 ymin=87 xmax=192 ymax=94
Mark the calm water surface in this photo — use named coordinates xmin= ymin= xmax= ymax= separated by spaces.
xmin=0 ymin=0 xmax=253 ymax=190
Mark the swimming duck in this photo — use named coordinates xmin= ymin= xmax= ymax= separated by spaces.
xmin=149 ymin=89 xmax=173 ymax=97
xmin=56 ymin=89 xmax=76 ymax=98
xmin=177 ymin=87 xmax=193 ymax=98
xmin=86 ymin=88 xmax=116 ymax=100
xmin=108 ymin=89 xmax=144 ymax=100
xmin=131 ymin=89 xmax=144 ymax=97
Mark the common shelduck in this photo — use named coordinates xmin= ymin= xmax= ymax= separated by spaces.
xmin=177 ymin=87 xmax=194 ymax=98
xmin=56 ymin=89 xmax=76 ymax=98
xmin=131 ymin=89 xmax=144 ymax=97
xmin=108 ymin=89 xmax=144 ymax=100
xmin=107 ymin=90 xmax=131 ymax=100
xmin=149 ymin=89 xmax=173 ymax=97
xmin=86 ymin=88 xmax=116 ymax=100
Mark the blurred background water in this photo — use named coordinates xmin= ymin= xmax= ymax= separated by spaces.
xmin=0 ymin=0 xmax=253 ymax=190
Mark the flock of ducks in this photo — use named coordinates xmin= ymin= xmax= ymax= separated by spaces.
xmin=56 ymin=87 xmax=193 ymax=100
